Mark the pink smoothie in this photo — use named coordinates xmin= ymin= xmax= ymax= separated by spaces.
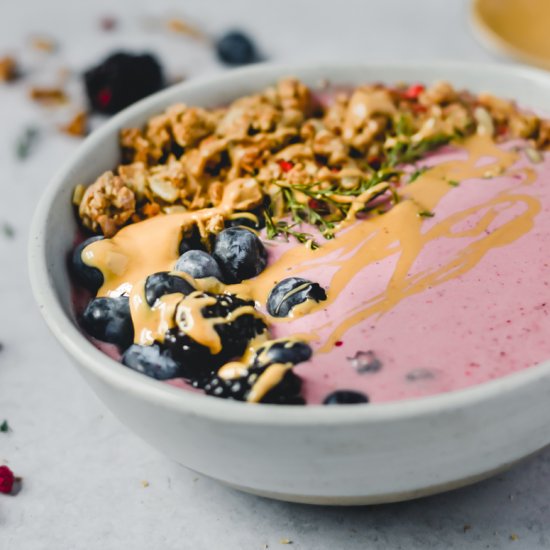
xmin=73 ymin=142 xmax=550 ymax=404
xmin=261 ymin=144 xmax=550 ymax=403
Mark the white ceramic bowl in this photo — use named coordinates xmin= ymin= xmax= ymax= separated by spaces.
xmin=29 ymin=62 xmax=550 ymax=505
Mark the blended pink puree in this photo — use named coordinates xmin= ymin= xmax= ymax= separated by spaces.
xmin=78 ymin=144 xmax=550 ymax=404
xmin=264 ymin=145 xmax=550 ymax=403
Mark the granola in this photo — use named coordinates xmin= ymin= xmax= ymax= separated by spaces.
xmin=74 ymin=78 xmax=550 ymax=237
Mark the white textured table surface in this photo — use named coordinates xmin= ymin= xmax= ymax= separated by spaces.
xmin=2 ymin=1 xmax=550 ymax=548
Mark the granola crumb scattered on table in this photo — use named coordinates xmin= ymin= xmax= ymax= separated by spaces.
xmin=60 ymin=111 xmax=88 ymax=137
xmin=0 ymin=56 xmax=18 ymax=82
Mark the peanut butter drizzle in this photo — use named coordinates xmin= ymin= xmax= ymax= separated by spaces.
xmin=130 ymin=288 xmax=182 ymax=346
xmin=247 ymin=363 xmax=289 ymax=403
xmin=84 ymin=177 xmax=263 ymax=297
xmin=83 ymin=136 xmax=541 ymax=357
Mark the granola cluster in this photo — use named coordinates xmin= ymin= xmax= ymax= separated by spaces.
xmin=75 ymin=77 xmax=550 ymax=237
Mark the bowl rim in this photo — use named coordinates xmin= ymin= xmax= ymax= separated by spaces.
xmin=28 ymin=60 xmax=550 ymax=426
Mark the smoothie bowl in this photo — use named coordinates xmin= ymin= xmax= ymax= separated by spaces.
xmin=29 ymin=63 xmax=550 ymax=504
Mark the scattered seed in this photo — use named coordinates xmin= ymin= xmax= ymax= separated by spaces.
xmin=525 ymin=147 xmax=543 ymax=164
xmin=29 ymin=35 xmax=57 ymax=53
xmin=2 ymin=223 xmax=15 ymax=239
xmin=279 ymin=539 xmax=292 ymax=545
xmin=29 ymin=86 xmax=68 ymax=105
xmin=141 ymin=480 xmax=149 ymax=488
xmin=166 ymin=17 xmax=206 ymax=41
xmin=16 ymin=126 xmax=40 ymax=160
xmin=418 ymin=210 xmax=434 ymax=218
xmin=510 ymin=533 xmax=519 ymax=541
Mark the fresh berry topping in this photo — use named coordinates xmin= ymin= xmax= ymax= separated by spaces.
xmin=215 ymin=31 xmax=258 ymax=66
xmin=122 ymin=344 xmax=182 ymax=380
xmin=174 ymin=250 xmax=223 ymax=280
xmin=323 ymin=390 xmax=369 ymax=405
xmin=267 ymin=277 xmax=327 ymax=317
xmin=0 ymin=465 xmax=15 ymax=494
xmin=144 ymin=272 xmax=195 ymax=307
xmin=162 ymin=292 xmax=266 ymax=383
xmin=212 ymin=227 xmax=267 ymax=283
xmin=84 ymin=52 xmax=165 ymax=114
xmin=252 ymin=340 xmax=312 ymax=368
xmin=71 ymin=236 xmax=104 ymax=292
xmin=81 ymin=296 xmax=134 ymax=350
xmin=203 ymin=361 xmax=304 ymax=405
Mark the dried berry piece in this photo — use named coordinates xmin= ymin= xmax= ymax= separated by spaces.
xmin=84 ymin=52 xmax=165 ymax=114
xmin=0 ymin=465 xmax=15 ymax=494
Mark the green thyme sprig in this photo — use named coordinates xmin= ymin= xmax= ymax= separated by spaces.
xmin=263 ymin=131 xmax=457 ymax=246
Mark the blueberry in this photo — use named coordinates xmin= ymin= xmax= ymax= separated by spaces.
xmin=253 ymin=340 xmax=312 ymax=368
xmin=212 ymin=227 xmax=267 ymax=283
xmin=71 ymin=236 xmax=104 ymax=292
xmin=81 ymin=296 xmax=133 ymax=349
xmin=178 ymin=239 xmax=191 ymax=256
xmin=144 ymin=272 xmax=195 ymax=307
xmin=84 ymin=51 xmax=165 ymax=115
xmin=122 ymin=344 xmax=182 ymax=380
xmin=174 ymin=250 xmax=223 ymax=280
xmin=323 ymin=390 xmax=369 ymax=405
xmin=215 ymin=31 xmax=258 ymax=66
xmin=267 ymin=277 xmax=327 ymax=317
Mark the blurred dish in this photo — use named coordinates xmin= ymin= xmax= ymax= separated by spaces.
xmin=472 ymin=0 xmax=550 ymax=69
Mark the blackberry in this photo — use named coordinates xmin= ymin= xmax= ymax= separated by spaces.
xmin=162 ymin=292 xmax=266 ymax=384
xmin=203 ymin=338 xmax=311 ymax=405
xmin=203 ymin=362 xmax=304 ymax=405
xmin=84 ymin=51 xmax=165 ymax=115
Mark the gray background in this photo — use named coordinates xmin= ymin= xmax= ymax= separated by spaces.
xmin=1 ymin=0 xmax=549 ymax=548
